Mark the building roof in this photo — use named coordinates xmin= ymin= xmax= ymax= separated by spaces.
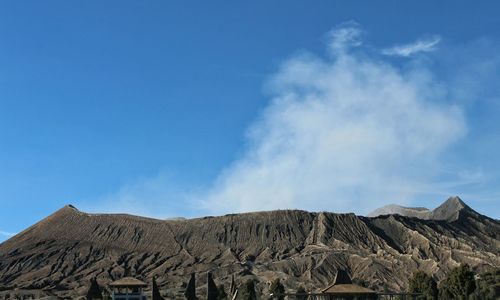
xmin=321 ymin=284 xmax=377 ymax=294
xmin=109 ymin=277 xmax=148 ymax=287
xmin=320 ymin=269 xmax=376 ymax=295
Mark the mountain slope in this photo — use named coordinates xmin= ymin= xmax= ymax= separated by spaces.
xmin=0 ymin=199 xmax=498 ymax=298
xmin=367 ymin=204 xmax=431 ymax=219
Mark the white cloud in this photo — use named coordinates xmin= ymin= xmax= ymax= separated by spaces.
xmin=84 ymin=25 xmax=485 ymax=218
xmin=382 ymin=36 xmax=441 ymax=57
xmin=200 ymin=26 xmax=465 ymax=215
xmin=327 ymin=21 xmax=364 ymax=53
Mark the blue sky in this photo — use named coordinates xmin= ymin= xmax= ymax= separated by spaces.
xmin=1 ymin=1 xmax=500 ymax=239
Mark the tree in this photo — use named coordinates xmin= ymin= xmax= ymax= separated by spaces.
xmin=296 ymin=286 xmax=307 ymax=300
xmin=184 ymin=273 xmax=197 ymax=300
xmin=217 ymin=284 xmax=228 ymax=300
xmin=470 ymin=267 xmax=500 ymax=300
xmin=439 ymin=265 xmax=476 ymax=300
xmin=207 ymin=272 xmax=218 ymax=300
xmin=85 ymin=277 xmax=102 ymax=300
xmin=268 ymin=278 xmax=285 ymax=300
xmin=239 ymin=280 xmax=257 ymax=300
xmin=408 ymin=271 xmax=437 ymax=300
xmin=151 ymin=277 xmax=165 ymax=300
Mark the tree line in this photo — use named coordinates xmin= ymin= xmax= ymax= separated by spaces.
xmin=408 ymin=265 xmax=499 ymax=300
xmin=194 ymin=265 xmax=499 ymax=300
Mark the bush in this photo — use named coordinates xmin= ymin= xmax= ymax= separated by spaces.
xmin=239 ymin=280 xmax=257 ymax=300
xmin=408 ymin=271 xmax=437 ymax=300
xmin=268 ymin=278 xmax=285 ymax=300
xmin=470 ymin=268 xmax=500 ymax=300
xmin=296 ymin=286 xmax=307 ymax=300
xmin=217 ymin=284 xmax=228 ymax=300
xmin=439 ymin=265 xmax=476 ymax=300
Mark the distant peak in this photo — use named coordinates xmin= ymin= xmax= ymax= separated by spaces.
xmin=442 ymin=196 xmax=466 ymax=207
xmin=367 ymin=196 xmax=477 ymax=222
xmin=435 ymin=196 xmax=468 ymax=211
xmin=367 ymin=204 xmax=431 ymax=218
xmin=431 ymin=196 xmax=473 ymax=221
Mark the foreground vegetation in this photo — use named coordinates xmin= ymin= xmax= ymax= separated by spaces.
xmin=206 ymin=266 xmax=498 ymax=300
xmin=408 ymin=265 xmax=499 ymax=300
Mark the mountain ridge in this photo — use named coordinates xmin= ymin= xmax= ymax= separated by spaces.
xmin=367 ymin=196 xmax=481 ymax=221
xmin=0 ymin=197 xmax=498 ymax=299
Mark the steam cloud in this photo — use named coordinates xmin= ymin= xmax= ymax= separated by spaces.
xmin=202 ymin=24 xmax=466 ymax=214
xmin=382 ymin=35 xmax=442 ymax=57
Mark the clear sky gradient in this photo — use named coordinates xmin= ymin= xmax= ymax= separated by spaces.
xmin=1 ymin=1 xmax=500 ymax=239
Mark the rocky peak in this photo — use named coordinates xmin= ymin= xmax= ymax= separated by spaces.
xmin=368 ymin=196 xmax=478 ymax=222
xmin=430 ymin=196 xmax=472 ymax=221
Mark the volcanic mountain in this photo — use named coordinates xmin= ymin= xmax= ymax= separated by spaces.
xmin=367 ymin=196 xmax=474 ymax=221
xmin=0 ymin=197 xmax=498 ymax=299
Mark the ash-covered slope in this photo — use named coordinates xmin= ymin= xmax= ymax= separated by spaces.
xmin=367 ymin=205 xmax=431 ymax=219
xmin=0 ymin=199 xmax=498 ymax=298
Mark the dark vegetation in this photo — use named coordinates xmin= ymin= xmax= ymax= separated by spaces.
xmin=409 ymin=265 xmax=499 ymax=300
xmin=408 ymin=271 xmax=438 ymax=300
xmin=295 ymin=286 xmax=307 ymax=300
xmin=238 ymin=280 xmax=257 ymax=300
xmin=469 ymin=268 xmax=500 ymax=300
xmin=217 ymin=284 xmax=228 ymax=300
xmin=268 ymin=278 xmax=285 ymax=300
